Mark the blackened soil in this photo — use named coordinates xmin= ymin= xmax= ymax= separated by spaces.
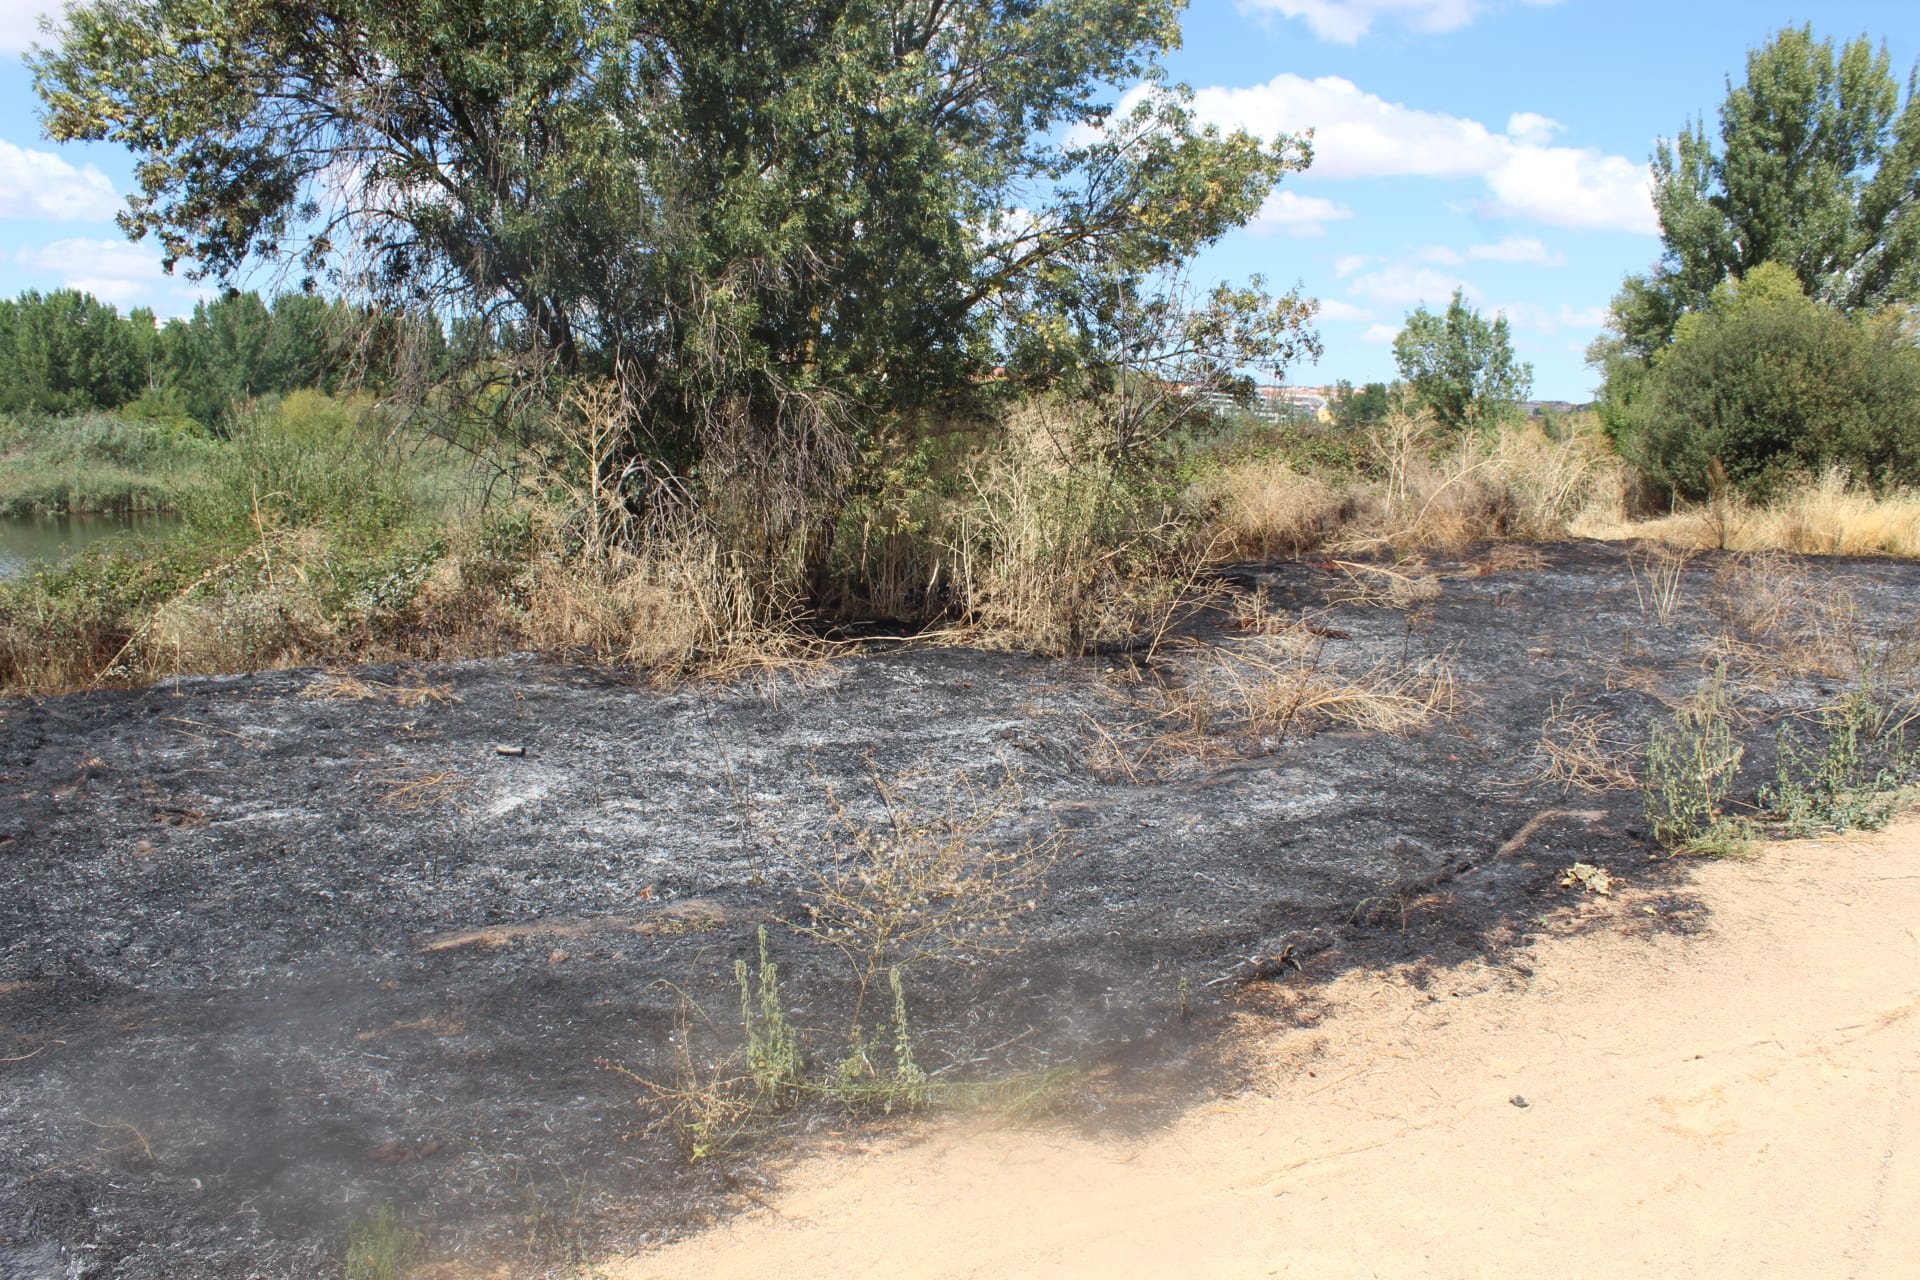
xmin=3 ymin=542 xmax=1915 ymax=1278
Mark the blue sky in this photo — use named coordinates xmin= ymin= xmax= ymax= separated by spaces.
xmin=0 ymin=0 xmax=1915 ymax=398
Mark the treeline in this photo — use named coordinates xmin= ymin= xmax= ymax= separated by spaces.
xmin=0 ymin=288 xmax=448 ymax=426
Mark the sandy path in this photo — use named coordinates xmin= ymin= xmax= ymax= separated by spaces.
xmin=606 ymin=821 xmax=1920 ymax=1279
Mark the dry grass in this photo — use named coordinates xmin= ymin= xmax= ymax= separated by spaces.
xmin=1576 ymin=469 xmax=1920 ymax=558
xmin=1195 ymin=460 xmax=1361 ymax=560
xmin=300 ymin=673 xmax=458 ymax=707
xmin=1627 ymin=545 xmax=1693 ymax=626
xmin=1205 ymin=416 xmax=1630 ymax=560
xmin=1092 ymin=628 xmax=1459 ymax=777
xmin=1324 ymin=558 xmax=1443 ymax=609
xmin=1704 ymin=552 xmax=1862 ymax=685
xmin=1532 ymin=695 xmax=1642 ymax=794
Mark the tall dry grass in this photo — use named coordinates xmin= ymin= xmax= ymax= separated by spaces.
xmin=1573 ymin=468 xmax=1920 ymax=557
xmin=1202 ymin=414 xmax=1630 ymax=557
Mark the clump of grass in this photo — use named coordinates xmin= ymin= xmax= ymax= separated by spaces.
xmin=1627 ymin=544 xmax=1692 ymax=626
xmin=1585 ymin=468 xmax=1920 ymax=558
xmin=1644 ymin=664 xmax=1752 ymax=855
xmin=343 ymin=1205 xmax=417 ymax=1280
xmin=1706 ymin=552 xmax=1861 ymax=685
xmin=944 ymin=396 xmax=1203 ymax=655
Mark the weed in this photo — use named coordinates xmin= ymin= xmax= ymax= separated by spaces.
xmin=1627 ymin=545 xmax=1691 ymax=625
xmin=792 ymin=769 xmax=1065 ymax=1030
xmin=737 ymin=926 xmax=804 ymax=1103
xmin=1643 ymin=664 xmax=1749 ymax=854
xmin=342 ymin=1205 xmax=417 ymax=1280
xmin=1759 ymin=673 xmax=1919 ymax=836
xmin=829 ymin=967 xmax=932 ymax=1114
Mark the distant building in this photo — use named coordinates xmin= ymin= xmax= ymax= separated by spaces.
xmin=1170 ymin=382 xmax=1333 ymax=425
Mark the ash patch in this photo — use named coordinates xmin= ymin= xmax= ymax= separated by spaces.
xmin=2 ymin=541 xmax=1915 ymax=1276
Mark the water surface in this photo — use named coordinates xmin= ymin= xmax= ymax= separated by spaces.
xmin=0 ymin=511 xmax=182 ymax=580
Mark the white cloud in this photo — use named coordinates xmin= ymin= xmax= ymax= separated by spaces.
xmin=1248 ymin=189 xmax=1354 ymax=237
xmin=1505 ymin=112 xmax=1564 ymax=145
xmin=1176 ymin=73 xmax=1656 ymax=235
xmin=17 ymin=237 xmax=165 ymax=305
xmin=1240 ymin=0 xmax=1561 ymax=44
xmin=1360 ymin=323 xmax=1402 ymax=344
xmin=1483 ymin=144 xmax=1656 ymax=233
xmin=1493 ymin=300 xmax=1609 ymax=335
xmin=1422 ymin=235 xmax=1565 ymax=266
xmin=0 ymin=5 xmax=57 ymax=52
xmin=1346 ymin=263 xmax=1480 ymax=308
xmin=1333 ymin=253 xmax=1375 ymax=277
xmin=0 ymin=141 xmax=123 ymax=222
xmin=1316 ymin=298 xmax=1375 ymax=323
xmin=1468 ymin=235 xmax=1564 ymax=264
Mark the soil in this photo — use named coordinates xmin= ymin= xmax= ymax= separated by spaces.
xmin=610 ymin=817 xmax=1920 ymax=1280
xmin=2 ymin=541 xmax=1916 ymax=1278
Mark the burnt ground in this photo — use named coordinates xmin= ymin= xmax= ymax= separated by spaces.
xmin=2 ymin=540 xmax=1917 ymax=1279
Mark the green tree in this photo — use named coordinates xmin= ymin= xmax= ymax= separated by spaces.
xmin=0 ymin=289 xmax=147 ymax=414
xmin=33 ymin=0 xmax=1309 ymax=502
xmin=1391 ymin=291 xmax=1531 ymax=435
xmin=1596 ymin=23 xmax=1920 ymax=377
xmin=1615 ymin=262 xmax=1920 ymax=499
xmin=1329 ymin=379 xmax=1394 ymax=430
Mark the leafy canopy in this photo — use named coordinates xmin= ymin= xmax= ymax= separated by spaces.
xmin=32 ymin=0 xmax=1310 ymax=477
xmin=1391 ymin=290 xmax=1531 ymax=435
xmin=1606 ymin=24 xmax=1920 ymax=362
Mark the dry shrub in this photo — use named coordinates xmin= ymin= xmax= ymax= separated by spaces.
xmin=792 ymin=770 xmax=1067 ymax=1024
xmin=1197 ymin=458 xmax=1359 ymax=559
xmin=1626 ymin=544 xmax=1693 ymax=625
xmin=945 ymin=397 xmax=1201 ymax=654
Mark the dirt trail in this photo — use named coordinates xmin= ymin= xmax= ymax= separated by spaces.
xmin=609 ymin=820 xmax=1920 ymax=1280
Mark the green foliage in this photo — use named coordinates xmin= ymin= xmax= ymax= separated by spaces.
xmin=830 ymin=967 xmax=933 ymax=1115
xmin=735 ymin=927 xmax=804 ymax=1104
xmin=1594 ymin=25 xmax=1920 ymax=436
xmin=0 ymin=412 xmax=213 ymax=516
xmin=1650 ymin=25 xmax=1920 ymax=319
xmin=34 ymin=0 xmax=1310 ymax=535
xmin=184 ymin=393 xmax=421 ymax=542
xmin=1644 ymin=664 xmax=1750 ymax=854
xmin=1392 ymin=291 xmax=1532 ymax=435
xmin=0 ymin=290 xmax=150 ymax=415
xmin=1614 ymin=264 xmax=1920 ymax=499
xmin=1760 ymin=675 xmax=1918 ymax=836
xmin=1330 ymin=379 xmax=1396 ymax=431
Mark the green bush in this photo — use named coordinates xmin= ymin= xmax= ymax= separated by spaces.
xmin=1619 ymin=265 xmax=1920 ymax=499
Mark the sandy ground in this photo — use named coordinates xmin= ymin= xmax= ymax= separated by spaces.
xmin=607 ymin=819 xmax=1920 ymax=1280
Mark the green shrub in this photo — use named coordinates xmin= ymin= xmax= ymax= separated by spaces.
xmin=1619 ymin=265 xmax=1920 ymax=500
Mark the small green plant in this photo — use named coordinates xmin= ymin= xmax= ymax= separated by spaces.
xmin=1644 ymin=664 xmax=1750 ymax=854
xmin=830 ymin=967 xmax=932 ymax=1114
xmin=1760 ymin=674 xmax=1918 ymax=836
xmin=343 ymin=1205 xmax=417 ymax=1280
xmin=737 ymin=926 xmax=804 ymax=1102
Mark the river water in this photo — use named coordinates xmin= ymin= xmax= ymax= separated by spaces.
xmin=0 ymin=511 xmax=183 ymax=580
